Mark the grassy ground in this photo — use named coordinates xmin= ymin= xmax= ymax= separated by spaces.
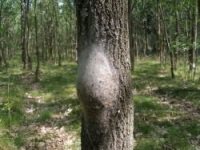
xmin=134 ymin=58 xmax=200 ymax=150
xmin=0 ymin=59 xmax=80 ymax=150
xmin=0 ymin=57 xmax=200 ymax=149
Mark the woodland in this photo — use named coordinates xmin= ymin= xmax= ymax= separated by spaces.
xmin=0 ymin=0 xmax=200 ymax=150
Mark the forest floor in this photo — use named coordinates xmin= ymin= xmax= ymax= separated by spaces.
xmin=0 ymin=57 xmax=200 ymax=150
xmin=133 ymin=58 xmax=200 ymax=149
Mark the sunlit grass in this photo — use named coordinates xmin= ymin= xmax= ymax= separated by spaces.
xmin=0 ymin=56 xmax=200 ymax=149
xmin=0 ymin=57 xmax=80 ymax=148
xmin=134 ymin=58 xmax=200 ymax=150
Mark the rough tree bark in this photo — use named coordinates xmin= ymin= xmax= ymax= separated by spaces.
xmin=76 ymin=0 xmax=134 ymax=150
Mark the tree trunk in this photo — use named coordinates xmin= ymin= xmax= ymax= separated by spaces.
xmin=159 ymin=3 xmax=175 ymax=78
xmin=174 ymin=0 xmax=179 ymax=70
xmin=128 ymin=0 xmax=135 ymax=72
xmin=21 ymin=0 xmax=31 ymax=69
xmin=34 ymin=0 xmax=40 ymax=82
xmin=188 ymin=0 xmax=198 ymax=78
xmin=0 ymin=1 xmax=6 ymax=67
xmin=144 ymin=20 xmax=148 ymax=56
xmin=1 ymin=44 xmax=8 ymax=67
xmin=76 ymin=1 xmax=134 ymax=150
xmin=157 ymin=0 xmax=163 ymax=65
xmin=26 ymin=6 xmax=32 ymax=70
xmin=0 ymin=52 xmax=2 ymax=66
xmin=21 ymin=0 xmax=26 ymax=69
xmin=198 ymin=0 xmax=200 ymax=16
xmin=188 ymin=23 xmax=195 ymax=71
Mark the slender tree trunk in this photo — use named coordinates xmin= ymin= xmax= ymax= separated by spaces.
xmin=193 ymin=0 xmax=198 ymax=78
xmin=0 ymin=2 xmax=8 ymax=67
xmin=53 ymin=0 xmax=61 ymax=66
xmin=157 ymin=0 xmax=163 ymax=64
xmin=76 ymin=1 xmax=134 ymax=150
xmin=135 ymin=30 xmax=139 ymax=61
xmin=21 ymin=0 xmax=27 ymax=69
xmin=198 ymin=0 xmax=200 ymax=16
xmin=1 ymin=43 xmax=7 ymax=67
xmin=34 ymin=0 xmax=40 ymax=81
xmin=21 ymin=0 xmax=31 ymax=69
xmin=0 ymin=52 xmax=2 ymax=66
xmin=188 ymin=11 xmax=194 ymax=73
xmin=188 ymin=1 xmax=198 ymax=78
xmin=128 ymin=0 xmax=135 ymax=71
xmin=144 ymin=20 xmax=148 ymax=56
xmin=26 ymin=5 xmax=32 ymax=70
xmin=160 ymin=3 xmax=175 ymax=78
xmin=174 ymin=0 xmax=179 ymax=70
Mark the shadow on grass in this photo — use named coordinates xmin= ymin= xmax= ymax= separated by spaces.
xmin=0 ymin=71 xmax=28 ymax=149
xmin=134 ymin=59 xmax=200 ymax=149
xmin=23 ymin=97 xmax=80 ymax=129
xmin=154 ymin=87 xmax=200 ymax=106
xmin=133 ymin=61 xmax=173 ymax=90
xmin=134 ymin=95 xmax=200 ymax=150
xmin=0 ymin=72 xmax=26 ymax=126
xmin=35 ymin=63 xmax=80 ymax=129
xmin=13 ymin=62 xmax=81 ymax=149
xmin=0 ymin=62 xmax=81 ymax=149
xmin=40 ymin=63 xmax=77 ymax=98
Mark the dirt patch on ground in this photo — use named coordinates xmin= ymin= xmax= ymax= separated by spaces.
xmin=17 ymin=82 xmax=80 ymax=150
xmin=19 ymin=124 xmax=78 ymax=150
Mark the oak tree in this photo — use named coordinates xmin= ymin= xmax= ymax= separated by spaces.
xmin=76 ymin=0 xmax=134 ymax=150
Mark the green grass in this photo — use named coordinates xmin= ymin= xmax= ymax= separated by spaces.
xmin=0 ymin=56 xmax=200 ymax=149
xmin=0 ymin=57 xmax=80 ymax=149
xmin=134 ymin=58 xmax=200 ymax=150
